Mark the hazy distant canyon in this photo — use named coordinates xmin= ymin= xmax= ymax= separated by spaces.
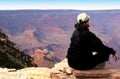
xmin=0 ymin=10 xmax=120 ymax=61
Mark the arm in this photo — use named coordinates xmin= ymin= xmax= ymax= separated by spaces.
xmin=85 ymin=31 xmax=118 ymax=61
xmin=87 ymin=31 xmax=116 ymax=55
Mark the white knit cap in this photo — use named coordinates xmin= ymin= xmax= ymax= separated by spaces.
xmin=77 ymin=13 xmax=90 ymax=23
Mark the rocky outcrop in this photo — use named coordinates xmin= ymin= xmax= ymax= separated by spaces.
xmin=51 ymin=59 xmax=120 ymax=79
xmin=0 ymin=29 xmax=37 ymax=69
xmin=33 ymin=48 xmax=60 ymax=68
xmin=0 ymin=59 xmax=120 ymax=79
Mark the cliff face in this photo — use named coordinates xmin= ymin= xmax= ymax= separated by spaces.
xmin=0 ymin=29 xmax=37 ymax=69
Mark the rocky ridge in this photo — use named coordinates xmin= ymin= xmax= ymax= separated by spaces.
xmin=0 ymin=29 xmax=37 ymax=69
xmin=0 ymin=28 xmax=60 ymax=69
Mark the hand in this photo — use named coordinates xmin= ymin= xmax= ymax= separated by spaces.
xmin=112 ymin=54 xmax=118 ymax=62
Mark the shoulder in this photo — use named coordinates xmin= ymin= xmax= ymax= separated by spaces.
xmin=82 ymin=30 xmax=103 ymax=44
xmin=82 ymin=30 xmax=96 ymax=38
xmin=82 ymin=30 xmax=102 ymax=42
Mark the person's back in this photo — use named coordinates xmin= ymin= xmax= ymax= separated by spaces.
xmin=66 ymin=13 xmax=118 ymax=70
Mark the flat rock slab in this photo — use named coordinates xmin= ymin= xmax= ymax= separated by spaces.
xmin=73 ymin=69 xmax=112 ymax=79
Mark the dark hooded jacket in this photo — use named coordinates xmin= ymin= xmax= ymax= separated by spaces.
xmin=66 ymin=23 xmax=116 ymax=70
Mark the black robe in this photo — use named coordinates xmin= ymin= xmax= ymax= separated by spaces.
xmin=66 ymin=23 xmax=116 ymax=70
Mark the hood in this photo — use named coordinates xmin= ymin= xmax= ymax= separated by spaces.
xmin=74 ymin=23 xmax=89 ymax=32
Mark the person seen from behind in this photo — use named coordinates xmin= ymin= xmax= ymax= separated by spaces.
xmin=66 ymin=12 xmax=118 ymax=70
